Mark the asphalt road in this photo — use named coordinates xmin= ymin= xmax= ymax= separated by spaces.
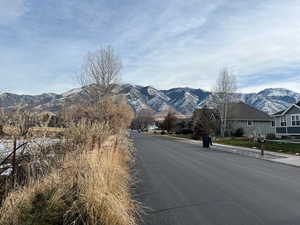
xmin=134 ymin=134 xmax=300 ymax=225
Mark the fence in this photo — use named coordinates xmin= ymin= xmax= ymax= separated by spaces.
xmin=0 ymin=138 xmax=28 ymax=184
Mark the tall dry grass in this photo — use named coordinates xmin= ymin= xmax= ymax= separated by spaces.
xmin=0 ymin=100 xmax=140 ymax=225
xmin=0 ymin=135 xmax=139 ymax=225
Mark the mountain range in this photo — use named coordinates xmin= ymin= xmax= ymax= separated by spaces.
xmin=1 ymin=84 xmax=300 ymax=116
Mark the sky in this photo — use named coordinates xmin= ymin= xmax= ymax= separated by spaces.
xmin=0 ymin=0 xmax=300 ymax=95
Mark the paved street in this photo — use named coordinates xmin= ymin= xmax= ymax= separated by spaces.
xmin=134 ymin=135 xmax=300 ymax=225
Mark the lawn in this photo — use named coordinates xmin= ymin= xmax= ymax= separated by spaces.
xmin=215 ymin=137 xmax=300 ymax=155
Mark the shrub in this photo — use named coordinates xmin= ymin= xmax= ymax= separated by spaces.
xmin=266 ymin=133 xmax=276 ymax=140
xmin=234 ymin=128 xmax=244 ymax=137
xmin=224 ymin=130 xmax=231 ymax=137
xmin=180 ymin=128 xmax=193 ymax=135
xmin=62 ymin=98 xmax=134 ymax=135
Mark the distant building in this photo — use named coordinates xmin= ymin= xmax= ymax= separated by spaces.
xmin=273 ymin=101 xmax=300 ymax=137
xmin=147 ymin=124 xmax=159 ymax=131
xmin=226 ymin=102 xmax=275 ymax=137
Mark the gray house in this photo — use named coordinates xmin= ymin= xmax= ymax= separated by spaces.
xmin=273 ymin=101 xmax=300 ymax=137
xmin=226 ymin=102 xmax=274 ymax=137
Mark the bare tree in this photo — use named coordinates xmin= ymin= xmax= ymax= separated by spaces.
xmin=80 ymin=46 xmax=122 ymax=104
xmin=211 ymin=68 xmax=237 ymax=137
xmin=131 ymin=109 xmax=154 ymax=131
xmin=162 ymin=111 xmax=177 ymax=133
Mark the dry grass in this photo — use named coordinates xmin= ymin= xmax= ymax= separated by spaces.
xmin=2 ymin=126 xmax=65 ymax=138
xmin=2 ymin=126 xmax=18 ymax=136
xmin=29 ymin=127 xmax=65 ymax=138
xmin=0 ymin=99 xmax=139 ymax=225
xmin=0 ymin=121 xmax=140 ymax=225
xmin=62 ymin=99 xmax=134 ymax=135
xmin=63 ymin=119 xmax=112 ymax=149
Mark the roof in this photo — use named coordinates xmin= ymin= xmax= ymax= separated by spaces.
xmin=227 ymin=102 xmax=272 ymax=121
xmin=193 ymin=108 xmax=220 ymax=120
xmin=273 ymin=110 xmax=285 ymax=116
xmin=273 ymin=102 xmax=300 ymax=117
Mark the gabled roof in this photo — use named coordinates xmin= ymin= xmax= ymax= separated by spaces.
xmin=193 ymin=107 xmax=220 ymax=121
xmin=274 ymin=102 xmax=300 ymax=117
xmin=227 ymin=102 xmax=272 ymax=121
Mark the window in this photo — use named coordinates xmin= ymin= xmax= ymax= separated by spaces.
xmin=247 ymin=121 xmax=253 ymax=126
xmin=272 ymin=121 xmax=275 ymax=127
xmin=280 ymin=116 xmax=287 ymax=126
xmin=291 ymin=114 xmax=300 ymax=126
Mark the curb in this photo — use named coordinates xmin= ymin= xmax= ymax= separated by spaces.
xmin=158 ymin=135 xmax=300 ymax=168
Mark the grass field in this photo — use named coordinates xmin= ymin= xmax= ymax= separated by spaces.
xmin=215 ymin=137 xmax=300 ymax=155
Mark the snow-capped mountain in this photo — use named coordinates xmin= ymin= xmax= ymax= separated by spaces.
xmin=162 ymin=88 xmax=209 ymax=114
xmin=0 ymin=85 xmax=299 ymax=115
xmin=241 ymin=88 xmax=300 ymax=114
xmin=119 ymin=85 xmax=209 ymax=114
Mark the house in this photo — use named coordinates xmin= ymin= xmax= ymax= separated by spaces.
xmin=226 ymin=102 xmax=274 ymax=137
xmin=273 ymin=101 xmax=300 ymax=137
xmin=193 ymin=102 xmax=274 ymax=137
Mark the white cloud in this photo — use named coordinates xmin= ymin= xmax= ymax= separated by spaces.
xmin=121 ymin=0 xmax=300 ymax=93
xmin=1 ymin=0 xmax=300 ymax=94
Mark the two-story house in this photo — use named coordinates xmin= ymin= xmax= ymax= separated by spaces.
xmin=273 ymin=101 xmax=300 ymax=137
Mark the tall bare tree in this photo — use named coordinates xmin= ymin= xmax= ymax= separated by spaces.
xmin=80 ymin=46 xmax=122 ymax=104
xmin=211 ymin=68 xmax=237 ymax=137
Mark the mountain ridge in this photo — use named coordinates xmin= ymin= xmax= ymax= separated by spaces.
xmin=1 ymin=85 xmax=300 ymax=115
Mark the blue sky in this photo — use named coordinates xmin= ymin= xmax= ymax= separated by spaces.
xmin=1 ymin=0 xmax=300 ymax=94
